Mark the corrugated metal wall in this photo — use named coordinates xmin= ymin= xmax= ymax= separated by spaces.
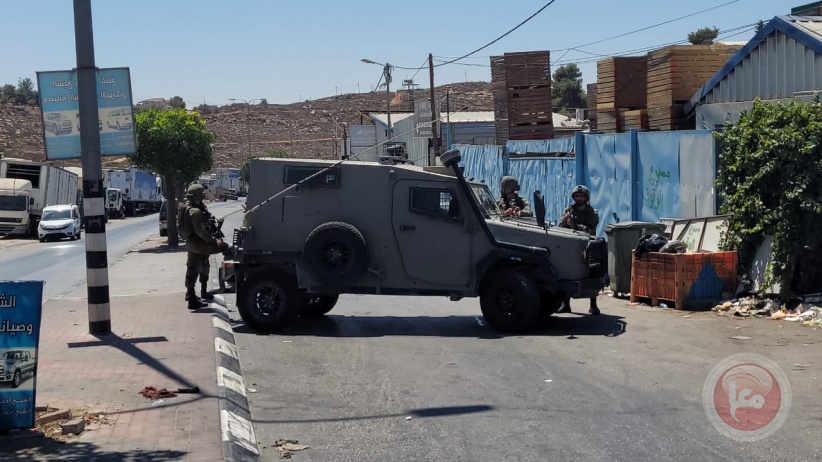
xmin=702 ymin=30 xmax=822 ymax=104
xmin=457 ymin=130 xmax=719 ymax=237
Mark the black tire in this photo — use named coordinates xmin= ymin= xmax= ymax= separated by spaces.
xmin=12 ymin=370 xmax=21 ymax=388
xmin=480 ymin=269 xmax=541 ymax=333
xmin=301 ymin=294 xmax=339 ymax=317
xmin=238 ymin=274 xmax=301 ymax=332
xmin=539 ymin=290 xmax=564 ymax=322
xmin=303 ymin=222 xmax=367 ymax=286
xmin=159 ymin=228 xmax=168 ymax=237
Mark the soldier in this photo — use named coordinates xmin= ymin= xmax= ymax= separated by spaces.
xmin=179 ymin=183 xmax=226 ymax=309
xmin=558 ymin=185 xmax=601 ymax=315
xmin=497 ymin=176 xmax=533 ymax=218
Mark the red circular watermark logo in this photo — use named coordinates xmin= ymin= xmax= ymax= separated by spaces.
xmin=702 ymin=353 xmax=791 ymax=441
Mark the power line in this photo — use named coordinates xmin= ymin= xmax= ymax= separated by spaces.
xmin=434 ymin=0 xmax=558 ymax=67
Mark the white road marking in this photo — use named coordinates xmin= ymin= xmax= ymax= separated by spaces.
xmin=215 ymin=337 xmax=239 ymax=360
xmin=220 ymin=410 xmax=259 ymax=454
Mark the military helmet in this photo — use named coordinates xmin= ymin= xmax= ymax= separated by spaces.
xmin=500 ymin=176 xmax=520 ymax=193
xmin=572 ymin=185 xmax=590 ymax=200
xmin=186 ymin=183 xmax=205 ymax=198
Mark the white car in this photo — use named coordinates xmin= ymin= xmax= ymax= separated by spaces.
xmin=38 ymin=204 xmax=82 ymax=242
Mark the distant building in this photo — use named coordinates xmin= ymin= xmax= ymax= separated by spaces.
xmin=136 ymin=98 xmax=168 ymax=109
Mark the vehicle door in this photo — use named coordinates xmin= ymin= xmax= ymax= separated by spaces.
xmin=392 ymin=179 xmax=472 ymax=286
xmin=72 ymin=206 xmax=81 ymax=230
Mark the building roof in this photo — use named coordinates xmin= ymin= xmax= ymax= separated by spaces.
xmin=685 ymin=15 xmax=822 ymax=113
xmin=366 ymin=112 xmax=414 ymax=127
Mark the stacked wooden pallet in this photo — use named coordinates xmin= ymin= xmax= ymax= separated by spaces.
xmin=587 ymin=83 xmax=598 ymax=130
xmin=619 ymin=109 xmax=648 ymax=131
xmin=646 ymin=45 xmax=736 ymax=130
xmin=596 ymin=57 xmax=647 ymax=133
xmin=490 ymin=51 xmax=554 ymax=142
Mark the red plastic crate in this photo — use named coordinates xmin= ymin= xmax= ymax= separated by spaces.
xmin=630 ymin=251 xmax=737 ymax=310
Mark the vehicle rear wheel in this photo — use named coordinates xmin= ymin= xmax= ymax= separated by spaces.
xmin=159 ymin=228 xmax=167 ymax=237
xmin=303 ymin=222 xmax=368 ymax=286
xmin=301 ymin=294 xmax=339 ymax=317
xmin=12 ymin=370 xmax=21 ymax=388
xmin=238 ymin=274 xmax=301 ymax=332
xmin=480 ymin=268 xmax=541 ymax=333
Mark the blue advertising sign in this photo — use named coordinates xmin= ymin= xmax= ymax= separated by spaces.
xmin=0 ymin=281 xmax=44 ymax=431
xmin=228 ymin=169 xmax=241 ymax=179
xmin=36 ymin=67 xmax=137 ymax=160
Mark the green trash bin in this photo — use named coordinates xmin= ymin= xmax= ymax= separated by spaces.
xmin=604 ymin=221 xmax=668 ymax=295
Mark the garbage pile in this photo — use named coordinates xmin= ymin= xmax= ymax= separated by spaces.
xmin=713 ymin=294 xmax=822 ymax=327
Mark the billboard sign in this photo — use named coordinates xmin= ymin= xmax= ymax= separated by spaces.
xmin=414 ymin=99 xmax=436 ymax=138
xmin=0 ymin=281 xmax=44 ymax=431
xmin=37 ymin=67 xmax=137 ymax=160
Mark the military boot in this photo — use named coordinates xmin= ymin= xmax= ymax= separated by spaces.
xmin=557 ymin=297 xmax=572 ymax=313
xmin=589 ymin=298 xmax=601 ymax=316
xmin=201 ymin=286 xmax=214 ymax=300
xmin=186 ymin=290 xmax=208 ymax=309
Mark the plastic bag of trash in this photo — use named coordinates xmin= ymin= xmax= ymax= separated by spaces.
xmin=659 ymin=240 xmax=688 ymax=254
xmin=635 ymin=234 xmax=669 ymax=259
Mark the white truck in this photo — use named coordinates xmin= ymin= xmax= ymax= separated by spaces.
xmin=0 ymin=158 xmax=78 ymax=237
xmin=103 ymin=167 xmax=161 ymax=216
xmin=106 ymin=187 xmax=125 ymax=219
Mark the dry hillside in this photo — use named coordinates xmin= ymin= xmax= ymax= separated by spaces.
xmin=0 ymin=82 xmax=491 ymax=170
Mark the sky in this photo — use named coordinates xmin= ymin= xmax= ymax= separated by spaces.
xmin=0 ymin=0 xmax=791 ymax=107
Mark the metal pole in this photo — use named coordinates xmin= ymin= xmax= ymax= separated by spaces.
xmin=246 ymin=103 xmax=251 ymax=160
xmin=428 ymin=53 xmax=439 ymax=157
xmin=385 ymin=64 xmax=392 ymax=140
xmin=73 ymin=0 xmax=110 ymax=335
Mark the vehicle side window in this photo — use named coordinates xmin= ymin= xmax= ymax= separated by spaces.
xmin=410 ymin=188 xmax=459 ymax=219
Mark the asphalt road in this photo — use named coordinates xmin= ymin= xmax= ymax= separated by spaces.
xmin=217 ymin=212 xmax=822 ymax=462
xmin=0 ymin=200 xmax=240 ymax=301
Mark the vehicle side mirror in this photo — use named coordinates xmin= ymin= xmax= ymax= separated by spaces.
xmin=533 ymin=190 xmax=546 ymax=228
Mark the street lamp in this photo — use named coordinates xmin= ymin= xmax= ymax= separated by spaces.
xmin=229 ymin=98 xmax=264 ymax=163
xmin=361 ymin=59 xmax=393 ymax=141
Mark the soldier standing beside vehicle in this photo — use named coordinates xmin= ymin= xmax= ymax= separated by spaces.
xmin=497 ymin=176 xmax=533 ymax=218
xmin=558 ymin=185 xmax=601 ymax=315
xmin=178 ymin=183 xmax=225 ymax=309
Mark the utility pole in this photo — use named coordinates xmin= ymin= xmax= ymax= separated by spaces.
xmin=73 ymin=0 xmax=111 ymax=335
xmin=342 ymin=123 xmax=349 ymax=159
xmin=428 ymin=53 xmax=440 ymax=157
xmin=384 ymin=63 xmax=392 ymax=141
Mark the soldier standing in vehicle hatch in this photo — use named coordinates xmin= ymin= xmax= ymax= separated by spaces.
xmin=558 ymin=185 xmax=601 ymax=315
xmin=179 ymin=183 xmax=225 ymax=309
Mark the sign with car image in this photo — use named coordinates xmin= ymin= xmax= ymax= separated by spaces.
xmin=0 ymin=281 xmax=43 ymax=430
xmin=36 ymin=67 xmax=136 ymax=160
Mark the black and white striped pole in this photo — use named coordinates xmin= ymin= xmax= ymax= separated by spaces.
xmin=74 ymin=0 xmax=111 ymax=335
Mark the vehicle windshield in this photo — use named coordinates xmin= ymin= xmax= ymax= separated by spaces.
xmin=42 ymin=209 xmax=71 ymax=220
xmin=470 ymin=183 xmax=501 ymax=218
xmin=0 ymin=195 xmax=28 ymax=212
xmin=1 ymin=352 xmax=19 ymax=359
xmin=107 ymin=190 xmax=119 ymax=201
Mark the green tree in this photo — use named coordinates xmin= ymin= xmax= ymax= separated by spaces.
xmin=240 ymin=148 xmax=288 ymax=185
xmin=132 ymin=108 xmax=215 ymax=247
xmin=687 ymin=26 xmax=719 ymax=45
xmin=0 ymin=84 xmax=16 ymax=105
xmin=15 ymin=78 xmax=37 ymax=106
xmin=169 ymin=96 xmax=186 ymax=109
xmin=551 ymin=64 xmax=586 ymax=113
xmin=755 ymin=20 xmax=765 ymax=33
xmin=715 ymin=98 xmax=822 ymax=298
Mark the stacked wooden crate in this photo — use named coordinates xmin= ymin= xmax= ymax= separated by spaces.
xmin=596 ymin=57 xmax=647 ymax=133
xmin=646 ymin=45 xmax=736 ymax=130
xmin=491 ymin=55 xmax=509 ymax=145
xmin=490 ymin=51 xmax=554 ymax=142
xmin=587 ymin=83 xmax=598 ymax=130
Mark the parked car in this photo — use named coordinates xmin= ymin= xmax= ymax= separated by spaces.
xmin=44 ymin=112 xmax=73 ymax=135
xmin=38 ymin=204 xmax=82 ymax=242
xmin=0 ymin=350 xmax=36 ymax=388
xmin=159 ymin=199 xmax=168 ymax=236
xmin=106 ymin=108 xmax=133 ymax=130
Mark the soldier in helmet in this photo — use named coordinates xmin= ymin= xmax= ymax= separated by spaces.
xmin=559 ymin=185 xmax=601 ymax=315
xmin=179 ymin=183 xmax=226 ymax=309
xmin=497 ymin=176 xmax=533 ymax=218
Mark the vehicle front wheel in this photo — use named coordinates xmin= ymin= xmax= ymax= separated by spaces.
xmin=301 ymin=294 xmax=339 ymax=317
xmin=12 ymin=370 xmax=21 ymax=388
xmin=480 ymin=268 xmax=541 ymax=333
xmin=238 ymin=274 xmax=301 ymax=332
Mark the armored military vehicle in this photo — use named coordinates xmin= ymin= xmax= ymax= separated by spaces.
xmin=230 ymin=149 xmax=607 ymax=333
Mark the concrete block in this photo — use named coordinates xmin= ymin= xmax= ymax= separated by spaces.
xmin=60 ymin=419 xmax=85 ymax=435
xmin=37 ymin=409 xmax=71 ymax=425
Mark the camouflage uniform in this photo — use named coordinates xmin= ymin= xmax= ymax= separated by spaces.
xmin=559 ymin=185 xmax=601 ymax=315
xmin=498 ymin=176 xmax=533 ymax=218
xmin=181 ymin=184 xmax=223 ymax=308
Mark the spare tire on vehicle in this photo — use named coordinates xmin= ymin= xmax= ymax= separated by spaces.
xmin=303 ymin=221 xmax=368 ymax=286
